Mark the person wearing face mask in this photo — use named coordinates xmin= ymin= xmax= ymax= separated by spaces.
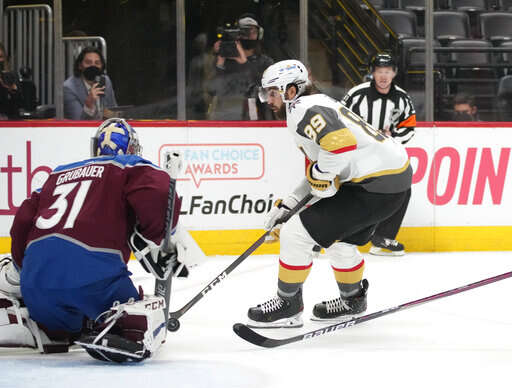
xmin=452 ymin=93 xmax=479 ymax=122
xmin=63 ymin=46 xmax=118 ymax=120
xmin=208 ymin=13 xmax=274 ymax=120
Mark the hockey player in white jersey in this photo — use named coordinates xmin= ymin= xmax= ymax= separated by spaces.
xmin=247 ymin=60 xmax=412 ymax=327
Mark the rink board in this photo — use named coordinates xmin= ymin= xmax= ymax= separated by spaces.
xmin=0 ymin=120 xmax=511 ymax=254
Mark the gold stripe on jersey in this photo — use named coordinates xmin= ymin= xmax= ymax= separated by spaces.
xmin=278 ymin=260 xmax=312 ymax=283
xmin=319 ymin=128 xmax=357 ymax=154
xmin=351 ymin=159 xmax=410 ymax=183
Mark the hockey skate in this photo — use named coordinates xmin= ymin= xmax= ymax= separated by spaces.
xmin=369 ymin=236 xmax=405 ymax=256
xmin=247 ymin=289 xmax=304 ymax=328
xmin=311 ymin=279 xmax=369 ymax=322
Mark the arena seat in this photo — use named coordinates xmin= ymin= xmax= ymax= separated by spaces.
xmin=450 ymin=0 xmax=489 ymax=11
xmin=480 ymin=12 xmax=512 ymax=44
xmin=379 ymin=9 xmax=418 ymax=38
xmin=433 ymin=11 xmax=471 ymax=44
xmin=497 ymin=75 xmax=512 ymax=120
xmin=498 ymin=0 xmax=512 ymax=10
xmin=447 ymin=39 xmax=497 ymax=94
xmin=401 ymin=37 xmax=441 ymax=68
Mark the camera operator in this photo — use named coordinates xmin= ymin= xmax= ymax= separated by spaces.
xmin=63 ymin=46 xmax=118 ymax=120
xmin=209 ymin=14 xmax=274 ymax=120
xmin=0 ymin=43 xmax=23 ymax=120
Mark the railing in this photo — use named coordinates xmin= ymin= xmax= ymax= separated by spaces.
xmin=3 ymin=5 xmax=53 ymax=105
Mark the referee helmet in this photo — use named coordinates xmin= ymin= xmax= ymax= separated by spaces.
xmin=369 ymin=53 xmax=397 ymax=73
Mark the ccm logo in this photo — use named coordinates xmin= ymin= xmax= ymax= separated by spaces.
xmin=145 ymin=300 xmax=165 ymax=310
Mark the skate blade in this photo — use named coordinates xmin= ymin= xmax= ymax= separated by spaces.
xmin=246 ymin=315 xmax=303 ymax=329
xmin=369 ymin=247 xmax=405 ymax=256
xmin=310 ymin=311 xmax=364 ymax=323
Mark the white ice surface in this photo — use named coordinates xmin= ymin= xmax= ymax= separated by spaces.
xmin=1 ymin=251 xmax=512 ymax=388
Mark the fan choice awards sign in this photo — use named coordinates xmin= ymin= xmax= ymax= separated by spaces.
xmin=0 ymin=121 xmax=511 ymax=254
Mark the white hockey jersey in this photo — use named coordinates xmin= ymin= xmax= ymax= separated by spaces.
xmin=286 ymin=93 xmax=411 ymax=194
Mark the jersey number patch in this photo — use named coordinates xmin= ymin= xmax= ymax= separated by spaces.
xmin=303 ymin=114 xmax=327 ymax=142
xmin=36 ymin=180 xmax=93 ymax=230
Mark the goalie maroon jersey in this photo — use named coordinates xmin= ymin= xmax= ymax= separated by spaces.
xmin=10 ymin=154 xmax=180 ymax=288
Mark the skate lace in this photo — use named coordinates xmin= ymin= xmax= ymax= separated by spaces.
xmin=384 ymin=238 xmax=399 ymax=247
xmin=260 ymin=296 xmax=285 ymax=314
xmin=325 ymin=297 xmax=351 ymax=313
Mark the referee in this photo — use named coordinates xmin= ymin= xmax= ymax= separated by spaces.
xmin=343 ymin=53 xmax=415 ymax=256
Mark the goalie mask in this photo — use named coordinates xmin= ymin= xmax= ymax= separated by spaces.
xmin=259 ymin=59 xmax=309 ymax=103
xmin=91 ymin=118 xmax=142 ymax=157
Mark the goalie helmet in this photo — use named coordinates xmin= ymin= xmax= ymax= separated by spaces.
xmin=91 ymin=118 xmax=142 ymax=157
xmin=259 ymin=59 xmax=309 ymax=103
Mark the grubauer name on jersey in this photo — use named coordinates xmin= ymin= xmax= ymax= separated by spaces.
xmin=10 ymin=154 xmax=179 ymax=288
xmin=287 ymin=94 xmax=412 ymax=194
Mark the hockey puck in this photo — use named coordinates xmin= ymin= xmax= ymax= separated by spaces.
xmin=167 ymin=318 xmax=180 ymax=332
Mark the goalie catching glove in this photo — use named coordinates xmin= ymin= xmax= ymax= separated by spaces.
xmin=264 ymin=195 xmax=299 ymax=243
xmin=306 ymin=162 xmax=340 ymax=198
xmin=129 ymin=226 xmax=188 ymax=280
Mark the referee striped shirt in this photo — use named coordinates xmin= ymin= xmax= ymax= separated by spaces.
xmin=342 ymin=81 xmax=416 ymax=144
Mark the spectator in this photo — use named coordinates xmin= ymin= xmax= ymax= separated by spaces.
xmin=208 ymin=14 xmax=274 ymax=120
xmin=63 ymin=46 xmax=118 ymax=120
xmin=452 ymin=93 xmax=479 ymax=121
xmin=343 ymin=53 xmax=415 ymax=256
xmin=0 ymin=43 xmax=24 ymax=120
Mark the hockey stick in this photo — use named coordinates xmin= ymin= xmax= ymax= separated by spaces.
xmin=167 ymin=193 xmax=314 ymax=332
xmin=233 ymin=270 xmax=512 ymax=348
xmin=154 ymin=152 xmax=179 ymax=329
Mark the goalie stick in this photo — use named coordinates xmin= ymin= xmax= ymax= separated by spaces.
xmin=233 ymin=270 xmax=512 ymax=348
xmin=167 ymin=193 xmax=314 ymax=332
xmin=154 ymin=152 xmax=179 ymax=329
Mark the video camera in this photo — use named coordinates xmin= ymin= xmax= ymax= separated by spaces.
xmin=216 ymin=22 xmax=240 ymax=58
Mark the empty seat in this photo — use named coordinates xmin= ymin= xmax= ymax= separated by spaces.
xmin=449 ymin=38 xmax=493 ymax=65
xmin=399 ymin=0 xmax=445 ymax=9
xmin=497 ymin=75 xmax=512 ymax=120
xmin=450 ymin=0 xmax=489 ymax=11
xmin=434 ymin=11 xmax=471 ymax=43
xmin=480 ymin=12 xmax=512 ymax=44
xmin=379 ymin=9 xmax=418 ymax=38
xmin=366 ymin=0 xmax=388 ymax=9
xmin=400 ymin=0 xmax=427 ymax=10
xmin=499 ymin=0 xmax=512 ymax=10
xmin=498 ymin=41 xmax=512 ymax=74
xmin=400 ymin=38 xmax=441 ymax=67
xmin=448 ymin=39 xmax=497 ymax=93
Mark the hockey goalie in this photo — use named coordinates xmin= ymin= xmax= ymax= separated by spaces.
xmin=0 ymin=118 xmax=189 ymax=362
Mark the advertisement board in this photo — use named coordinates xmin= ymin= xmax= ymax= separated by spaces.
xmin=1 ymin=121 xmax=511 ymax=253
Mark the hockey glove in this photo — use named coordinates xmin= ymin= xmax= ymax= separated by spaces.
xmin=306 ymin=162 xmax=340 ymax=198
xmin=129 ymin=227 xmax=177 ymax=280
xmin=164 ymin=150 xmax=183 ymax=179
xmin=264 ymin=196 xmax=299 ymax=243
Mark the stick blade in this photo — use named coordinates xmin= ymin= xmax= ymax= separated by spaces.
xmin=232 ymin=323 xmax=284 ymax=348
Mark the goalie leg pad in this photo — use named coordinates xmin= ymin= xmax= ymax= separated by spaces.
xmin=0 ymin=294 xmax=69 ymax=353
xmin=76 ymin=295 xmax=167 ymax=363
xmin=0 ymin=257 xmax=21 ymax=299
